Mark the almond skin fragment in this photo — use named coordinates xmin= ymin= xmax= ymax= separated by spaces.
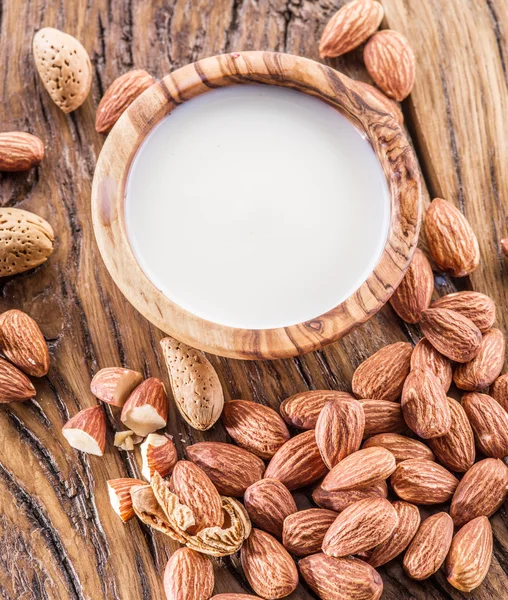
xmin=279 ymin=390 xmax=353 ymax=430
xmin=462 ymin=392 xmax=508 ymax=458
xmin=410 ymin=338 xmax=452 ymax=391
xmin=120 ymin=377 xmax=168 ymax=436
xmin=244 ymin=478 xmax=297 ymax=539
xmin=313 ymin=480 xmax=388 ymax=512
xmin=91 ymin=367 xmax=143 ymax=407
xmin=282 ymin=508 xmax=338 ymax=557
xmin=0 ymin=357 xmax=36 ymax=402
xmin=354 ymin=80 xmax=404 ymax=127
xmin=62 ymin=405 xmax=106 ymax=456
xmin=491 ymin=373 xmax=508 ymax=412
xmin=391 ymin=459 xmax=458 ymax=505
xmin=362 ymin=433 xmax=434 ymax=463
xmin=163 ymin=547 xmax=214 ymax=600
xmin=0 ymin=132 xmax=44 ymax=171
xmin=454 ymin=328 xmax=505 ymax=391
xmin=359 ymin=399 xmax=406 ymax=436
xmin=140 ymin=433 xmax=177 ymax=481
xmin=431 ymin=291 xmax=496 ymax=332
xmin=107 ymin=478 xmax=146 ymax=522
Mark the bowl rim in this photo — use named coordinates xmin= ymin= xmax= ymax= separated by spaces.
xmin=92 ymin=51 xmax=422 ymax=360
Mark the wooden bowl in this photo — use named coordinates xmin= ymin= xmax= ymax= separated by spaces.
xmin=92 ymin=51 xmax=422 ymax=360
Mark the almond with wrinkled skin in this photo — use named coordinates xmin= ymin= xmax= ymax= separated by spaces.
xmin=391 ymin=459 xmax=458 ymax=504
xmin=420 ymin=307 xmax=482 ymax=363
xmin=322 ymin=497 xmax=399 ymax=557
xmin=107 ymin=478 xmax=146 ymax=522
xmin=315 ymin=398 xmax=365 ymax=469
xmin=244 ymin=478 xmax=297 ymax=539
xmin=359 ymin=399 xmax=406 ymax=435
xmin=424 ymin=198 xmax=480 ymax=276
xmin=389 ymin=249 xmax=434 ymax=324
xmin=403 ymin=512 xmax=453 ymax=580
xmin=282 ymin=509 xmax=338 ymax=557
xmin=462 ymin=392 xmax=508 ymax=458
xmin=140 ymin=433 xmax=177 ymax=481
xmin=401 ymin=368 xmax=451 ymax=439
xmin=354 ymin=80 xmax=404 ymax=127
xmin=0 ymin=132 xmax=44 ymax=171
xmin=280 ymin=390 xmax=354 ymax=430
xmin=96 ymin=69 xmax=155 ymax=133
xmin=450 ymin=458 xmax=508 ymax=526
xmin=428 ymin=397 xmax=475 ymax=472
xmin=454 ymin=329 xmax=505 ymax=391
xmin=0 ymin=357 xmax=35 ymax=403
xmin=121 ymin=377 xmax=168 ymax=436
xmin=222 ymin=399 xmax=290 ymax=459
xmin=491 ymin=373 xmax=508 ymax=412
xmin=319 ymin=0 xmax=384 ymax=58
xmin=91 ymin=367 xmax=143 ymax=407
xmin=313 ymin=480 xmax=388 ymax=512
xmin=445 ymin=517 xmax=493 ymax=592
xmin=241 ymin=529 xmax=298 ymax=600
xmin=264 ymin=430 xmax=328 ymax=491
xmin=163 ymin=547 xmax=214 ymax=600
xmin=352 ymin=342 xmax=412 ymax=401
xmin=362 ymin=433 xmax=434 ymax=463
xmin=62 ymin=405 xmax=106 ymax=456
xmin=299 ymin=553 xmax=383 ymax=600
xmin=410 ymin=338 xmax=452 ymax=391
xmin=186 ymin=441 xmax=265 ymax=496
xmin=432 ymin=291 xmax=496 ymax=332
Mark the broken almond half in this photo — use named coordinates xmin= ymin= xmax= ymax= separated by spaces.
xmin=107 ymin=477 xmax=146 ymax=522
xmin=121 ymin=377 xmax=168 ymax=436
xmin=62 ymin=405 xmax=106 ymax=456
xmin=140 ymin=433 xmax=178 ymax=481
xmin=114 ymin=430 xmax=142 ymax=451
xmin=91 ymin=367 xmax=143 ymax=407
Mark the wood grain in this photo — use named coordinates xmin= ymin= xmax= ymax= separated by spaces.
xmin=0 ymin=0 xmax=506 ymax=599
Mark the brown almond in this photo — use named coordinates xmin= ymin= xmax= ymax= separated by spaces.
xmin=491 ymin=373 xmax=508 ymax=412
xmin=280 ymin=390 xmax=353 ymax=430
xmin=62 ymin=405 xmax=106 ymax=456
xmin=313 ymin=480 xmax=387 ymax=512
xmin=212 ymin=596 xmax=262 ymax=600
xmin=140 ymin=433 xmax=177 ymax=481
xmin=462 ymin=392 xmax=508 ymax=458
xmin=163 ymin=547 xmax=214 ymax=600
xmin=91 ymin=367 xmax=143 ymax=407
xmin=432 ymin=291 xmax=496 ymax=332
xmin=454 ymin=328 xmax=505 ymax=391
xmin=244 ymin=478 xmax=297 ymax=539
xmin=391 ymin=459 xmax=458 ymax=504
xmin=359 ymin=399 xmax=406 ymax=435
xmin=0 ymin=357 xmax=36 ymax=403
xmin=0 ymin=132 xmax=44 ymax=171
xmin=410 ymin=338 xmax=452 ymax=391
xmin=282 ymin=508 xmax=338 ymax=557
xmin=107 ymin=478 xmax=146 ymax=522
xmin=354 ymin=80 xmax=404 ymax=127
xmin=362 ymin=433 xmax=434 ymax=463
xmin=120 ymin=377 xmax=168 ymax=436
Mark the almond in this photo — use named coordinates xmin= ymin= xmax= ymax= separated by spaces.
xmin=33 ymin=28 xmax=92 ymax=113
xmin=264 ymin=430 xmax=328 ymax=491
xmin=445 ymin=516 xmax=493 ymax=592
xmin=282 ymin=509 xmax=338 ymax=557
xmin=402 ymin=512 xmax=453 ymax=580
xmin=186 ymin=441 xmax=265 ymax=496
xmin=462 ymin=392 xmax=508 ymax=458
xmin=389 ymin=249 xmax=434 ymax=323
xmin=280 ymin=390 xmax=353 ymax=430
xmin=431 ymin=291 xmax=496 ymax=332
xmin=427 ymin=397 xmax=475 ymax=472
xmin=120 ymin=377 xmax=168 ymax=436
xmin=244 ymin=478 xmax=297 ymax=539
xmin=454 ymin=328 xmax=505 ymax=391
xmin=0 ymin=132 xmax=44 ymax=171
xmin=322 ymin=497 xmax=399 ymax=557
xmin=450 ymin=458 xmax=508 ymax=526
xmin=353 ymin=80 xmax=404 ymax=127
xmin=315 ymin=398 xmax=365 ymax=469
xmin=95 ymin=69 xmax=155 ymax=133
xmin=62 ymin=405 xmax=106 ymax=456
xmin=491 ymin=373 xmax=508 ymax=411
xmin=401 ymin=368 xmax=451 ymax=439
xmin=91 ymin=367 xmax=143 ymax=407
xmin=212 ymin=596 xmax=262 ymax=600
xmin=163 ymin=547 xmax=214 ymax=600
xmin=364 ymin=30 xmax=416 ymax=101
xmin=140 ymin=433 xmax=178 ymax=481
xmin=502 ymin=238 xmax=508 ymax=256
xmin=352 ymin=342 xmax=412 ymax=401
xmin=114 ymin=430 xmax=141 ymax=451
xmin=160 ymin=336 xmax=224 ymax=431
xmin=319 ymin=0 xmax=384 ymax=58
xmin=391 ymin=459 xmax=458 ymax=504
xmin=359 ymin=399 xmax=406 ymax=435
xmin=410 ymin=338 xmax=452 ymax=391
xmin=424 ymin=198 xmax=480 ymax=276
xmin=222 ymin=399 xmax=290 ymax=459
xmin=107 ymin=477 xmax=146 ymax=522
xmin=0 ymin=356 xmax=36 ymax=402
xmin=362 ymin=433 xmax=434 ymax=463
xmin=241 ymin=528 xmax=298 ymax=600
xmin=312 ymin=480 xmax=388 ymax=512
xmin=420 ymin=307 xmax=482 ymax=363
xmin=299 ymin=553 xmax=383 ymax=600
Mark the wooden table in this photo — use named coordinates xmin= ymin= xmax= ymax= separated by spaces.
xmin=0 ymin=1 xmax=506 ymax=598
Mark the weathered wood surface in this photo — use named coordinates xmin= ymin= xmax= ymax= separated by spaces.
xmin=0 ymin=0 xmax=506 ymax=599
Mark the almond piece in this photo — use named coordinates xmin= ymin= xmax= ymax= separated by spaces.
xmin=120 ymin=378 xmax=168 ymax=436
xmin=389 ymin=249 xmax=434 ymax=323
xmin=402 ymin=512 xmax=453 ymax=580
xmin=428 ymin=397 xmax=475 ymax=472
xmin=107 ymin=477 xmax=146 ymax=522
xmin=241 ymin=528 xmax=298 ymax=600
xmin=0 ymin=132 xmax=44 ymax=171
xmin=212 ymin=596 xmax=262 ymax=600
xmin=299 ymin=553 xmax=383 ymax=600
xmin=280 ymin=390 xmax=354 ymax=430
xmin=420 ymin=307 xmax=482 ymax=363
xmin=322 ymin=497 xmax=399 ymax=557
xmin=431 ymin=291 xmax=496 ymax=332
xmin=244 ymin=478 xmax=297 ymax=539
xmin=140 ymin=433 xmax=178 ymax=481
xmin=410 ymin=338 xmax=452 ymax=391
xmin=313 ymin=481 xmax=388 ymax=512
xmin=450 ymin=458 xmax=508 ymax=526
xmin=391 ymin=459 xmax=458 ymax=504
xmin=91 ymin=367 xmax=143 ymax=407
xmin=282 ymin=508 xmax=338 ymax=557
xmin=445 ymin=516 xmax=493 ymax=592
xmin=353 ymin=80 xmax=404 ymax=127
xmin=264 ymin=430 xmax=328 ymax=491
xmin=315 ymin=398 xmax=365 ymax=469
xmin=491 ymin=373 xmax=508 ymax=412
xmin=62 ymin=405 xmax=106 ymax=456
xmin=502 ymin=238 xmax=508 ymax=256
xmin=163 ymin=547 xmax=214 ymax=600
xmin=321 ymin=447 xmax=396 ymax=492
xmin=186 ymin=441 xmax=265 ymax=496
xmin=319 ymin=0 xmax=384 ymax=58
xmin=401 ymin=368 xmax=451 ymax=439
xmin=352 ymin=342 xmax=412 ymax=401
xmin=0 ymin=357 xmax=36 ymax=402
xmin=424 ymin=198 xmax=480 ymax=276
xmin=454 ymin=328 xmax=505 ymax=391
xmin=367 ymin=501 xmax=420 ymax=568
xmin=95 ymin=69 xmax=155 ymax=133
xmin=362 ymin=433 xmax=434 ymax=463
xmin=160 ymin=336 xmax=224 ymax=431
xmin=462 ymin=392 xmax=508 ymax=458
xmin=222 ymin=399 xmax=290 ymax=459
xmin=114 ymin=430 xmax=136 ymax=451
xmin=359 ymin=399 xmax=406 ymax=435
xmin=364 ymin=30 xmax=416 ymax=101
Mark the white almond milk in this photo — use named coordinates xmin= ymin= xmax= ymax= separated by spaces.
xmin=125 ymin=84 xmax=390 ymax=329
